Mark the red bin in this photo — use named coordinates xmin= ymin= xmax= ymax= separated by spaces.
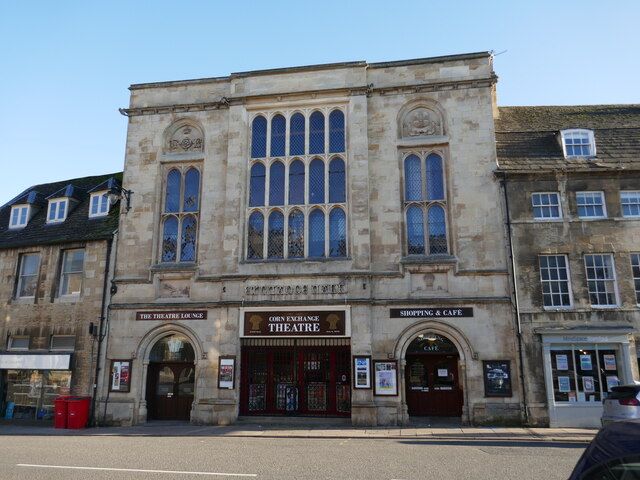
xmin=66 ymin=397 xmax=91 ymax=429
xmin=53 ymin=396 xmax=72 ymax=429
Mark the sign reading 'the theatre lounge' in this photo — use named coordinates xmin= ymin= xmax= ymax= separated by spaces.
xmin=243 ymin=311 xmax=346 ymax=336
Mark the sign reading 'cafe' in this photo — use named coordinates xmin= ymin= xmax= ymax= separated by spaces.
xmin=390 ymin=308 xmax=474 ymax=318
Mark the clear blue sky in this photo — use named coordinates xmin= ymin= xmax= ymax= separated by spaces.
xmin=1 ymin=0 xmax=638 ymax=202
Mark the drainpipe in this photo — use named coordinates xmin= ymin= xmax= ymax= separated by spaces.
xmin=500 ymin=174 xmax=530 ymax=425
xmin=90 ymin=232 xmax=115 ymax=426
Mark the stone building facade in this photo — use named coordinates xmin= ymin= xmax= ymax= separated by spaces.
xmin=495 ymin=105 xmax=640 ymax=427
xmin=102 ymin=52 xmax=523 ymax=427
xmin=0 ymin=173 xmax=120 ymax=423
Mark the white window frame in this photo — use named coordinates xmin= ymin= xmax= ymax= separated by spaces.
xmin=59 ymin=249 xmax=84 ymax=296
xmin=47 ymin=198 xmax=68 ymax=224
xmin=532 ymin=192 xmax=562 ymax=220
xmin=17 ymin=253 xmax=40 ymax=298
xmin=539 ymin=255 xmax=573 ymax=308
xmin=620 ymin=191 xmax=640 ymax=218
xmin=584 ymin=254 xmax=619 ymax=308
xmin=576 ymin=191 xmax=606 ymax=219
xmin=9 ymin=205 xmax=30 ymax=229
xmin=8 ymin=336 xmax=29 ymax=351
xmin=560 ymin=129 xmax=596 ymax=158
xmin=89 ymin=192 xmax=110 ymax=218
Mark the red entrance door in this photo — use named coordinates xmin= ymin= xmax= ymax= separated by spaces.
xmin=405 ymin=354 xmax=463 ymax=417
xmin=241 ymin=346 xmax=350 ymax=416
xmin=147 ymin=363 xmax=195 ymax=420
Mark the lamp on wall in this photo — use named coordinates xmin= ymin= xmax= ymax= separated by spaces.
xmin=106 ymin=185 xmax=134 ymax=212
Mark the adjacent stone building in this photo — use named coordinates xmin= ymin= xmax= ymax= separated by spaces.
xmin=102 ymin=52 xmax=524 ymax=427
xmin=495 ymin=105 xmax=640 ymax=427
xmin=0 ymin=173 xmax=121 ymax=423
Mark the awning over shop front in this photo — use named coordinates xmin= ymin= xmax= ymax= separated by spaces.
xmin=0 ymin=353 xmax=71 ymax=370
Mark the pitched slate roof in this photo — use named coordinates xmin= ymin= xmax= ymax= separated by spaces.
xmin=495 ymin=105 xmax=640 ymax=172
xmin=0 ymin=172 xmax=122 ymax=249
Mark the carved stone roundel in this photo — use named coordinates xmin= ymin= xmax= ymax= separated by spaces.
xmin=169 ymin=125 xmax=203 ymax=152
xmin=402 ymin=108 xmax=442 ymax=138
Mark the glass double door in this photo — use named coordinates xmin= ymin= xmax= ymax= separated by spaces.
xmin=405 ymin=354 xmax=463 ymax=417
xmin=147 ymin=362 xmax=195 ymax=421
xmin=241 ymin=346 xmax=350 ymax=416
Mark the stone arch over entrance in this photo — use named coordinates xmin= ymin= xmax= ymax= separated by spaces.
xmin=394 ymin=321 xmax=476 ymax=425
xmin=137 ymin=324 xmax=203 ymax=423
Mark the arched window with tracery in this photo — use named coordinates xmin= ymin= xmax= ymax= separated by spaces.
xmin=161 ymin=166 xmax=201 ymax=263
xmin=403 ymin=152 xmax=448 ymax=256
xmin=246 ymin=108 xmax=348 ymax=260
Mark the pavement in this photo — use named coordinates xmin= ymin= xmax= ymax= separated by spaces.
xmin=0 ymin=418 xmax=597 ymax=443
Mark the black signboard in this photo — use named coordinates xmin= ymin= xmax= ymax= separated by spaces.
xmin=483 ymin=360 xmax=512 ymax=397
xmin=390 ymin=308 xmax=473 ymax=318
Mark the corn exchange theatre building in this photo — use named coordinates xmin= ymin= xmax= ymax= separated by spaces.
xmin=101 ymin=52 xmax=524 ymax=426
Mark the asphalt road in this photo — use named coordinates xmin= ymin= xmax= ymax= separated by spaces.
xmin=0 ymin=434 xmax=585 ymax=480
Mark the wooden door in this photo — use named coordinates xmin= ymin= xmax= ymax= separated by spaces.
xmin=405 ymin=354 xmax=463 ymax=417
xmin=147 ymin=363 xmax=195 ymax=420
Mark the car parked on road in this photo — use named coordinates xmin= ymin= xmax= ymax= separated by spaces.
xmin=568 ymin=419 xmax=640 ymax=480
xmin=601 ymin=385 xmax=640 ymax=426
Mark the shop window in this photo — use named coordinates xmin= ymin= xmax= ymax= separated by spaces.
xmin=16 ymin=253 xmax=40 ymax=298
xmin=550 ymin=345 xmax=620 ymax=404
xmin=246 ymin=109 xmax=347 ymax=260
xmin=576 ymin=191 xmax=606 ymax=219
xmin=161 ymin=167 xmax=200 ymax=263
xmin=584 ymin=254 xmax=618 ymax=307
xmin=59 ymin=249 xmax=84 ymax=296
xmin=50 ymin=335 xmax=75 ymax=351
xmin=631 ymin=254 xmax=640 ymax=305
xmin=621 ymin=191 xmax=640 ymax=218
xmin=8 ymin=336 xmax=29 ymax=351
xmin=403 ymin=152 xmax=448 ymax=255
xmin=539 ymin=255 xmax=572 ymax=308
xmin=3 ymin=370 xmax=71 ymax=420
xmin=532 ymin=192 xmax=562 ymax=220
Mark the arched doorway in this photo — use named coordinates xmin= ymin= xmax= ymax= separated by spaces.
xmin=405 ymin=333 xmax=463 ymax=417
xmin=146 ymin=335 xmax=195 ymax=421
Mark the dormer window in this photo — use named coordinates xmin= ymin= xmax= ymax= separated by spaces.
xmin=9 ymin=205 xmax=30 ymax=229
xmin=560 ymin=129 xmax=595 ymax=157
xmin=89 ymin=192 xmax=109 ymax=218
xmin=47 ymin=198 xmax=68 ymax=223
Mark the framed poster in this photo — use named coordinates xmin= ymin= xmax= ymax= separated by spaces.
xmin=482 ymin=360 xmax=512 ymax=397
xmin=218 ymin=356 xmax=235 ymax=389
xmin=580 ymin=354 xmax=593 ymax=371
xmin=110 ymin=360 xmax=131 ymax=392
xmin=353 ymin=356 xmax=372 ymax=389
xmin=373 ymin=360 xmax=398 ymax=396
xmin=606 ymin=376 xmax=620 ymax=391
xmin=555 ymin=354 xmax=569 ymax=370
xmin=583 ymin=376 xmax=595 ymax=393
xmin=558 ymin=376 xmax=571 ymax=393
xmin=603 ymin=355 xmax=617 ymax=371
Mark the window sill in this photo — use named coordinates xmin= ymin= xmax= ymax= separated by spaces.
xmin=401 ymin=254 xmax=457 ymax=265
xmin=151 ymin=262 xmax=198 ymax=273
xmin=11 ymin=297 xmax=35 ymax=305
xmin=54 ymin=294 xmax=81 ymax=304
xmin=242 ymin=257 xmax=351 ymax=264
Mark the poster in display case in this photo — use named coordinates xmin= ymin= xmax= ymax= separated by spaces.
xmin=373 ymin=360 xmax=398 ymax=396
xmin=218 ymin=356 xmax=235 ymax=389
xmin=110 ymin=360 xmax=131 ymax=392
xmin=353 ymin=356 xmax=372 ymax=389
xmin=482 ymin=360 xmax=512 ymax=397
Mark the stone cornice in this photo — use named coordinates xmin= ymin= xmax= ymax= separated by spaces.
xmin=119 ymin=74 xmax=497 ymax=117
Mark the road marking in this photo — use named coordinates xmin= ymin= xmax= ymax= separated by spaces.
xmin=17 ymin=464 xmax=257 ymax=477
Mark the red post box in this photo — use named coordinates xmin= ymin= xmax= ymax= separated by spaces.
xmin=66 ymin=397 xmax=91 ymax=429
xmin=53 ymin=396 xmax=71 ymax=429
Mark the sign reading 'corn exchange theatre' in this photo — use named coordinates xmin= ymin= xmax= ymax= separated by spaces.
xmin=243 ymin=311 xmax=346 ymax=336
